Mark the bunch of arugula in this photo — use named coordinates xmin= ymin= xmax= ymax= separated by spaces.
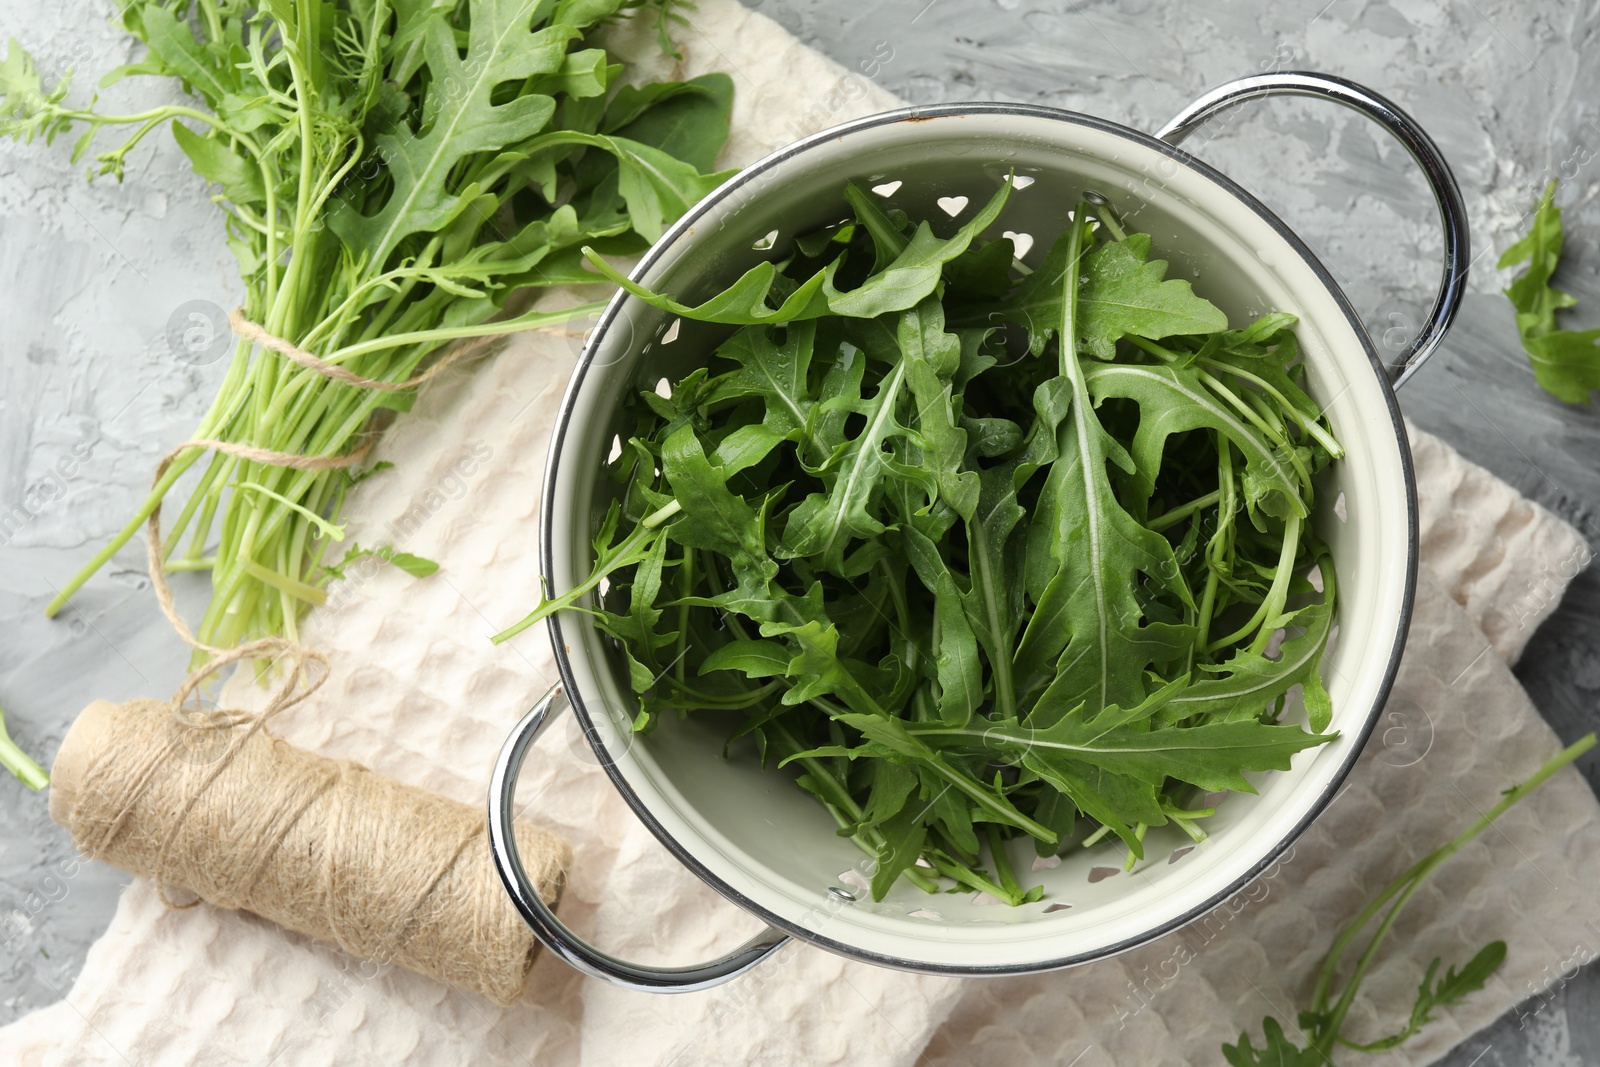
xmin=0 ymin=0 xmax=734 ymax=661
xmin=497 ymin=178 xmax=1344 ymax=903
xmin=1501 ymin=179 xmax=1600 ymax=402
xmin=1225 ymin=732 xmax=1595 ymax=1065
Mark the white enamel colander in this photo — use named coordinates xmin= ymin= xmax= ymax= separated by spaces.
xmin=487 ymin=72 xmax=1468 ymax=992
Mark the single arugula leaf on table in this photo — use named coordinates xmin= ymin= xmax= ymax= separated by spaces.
xmin=1500 ymin=179 xmax=1600 ymax=403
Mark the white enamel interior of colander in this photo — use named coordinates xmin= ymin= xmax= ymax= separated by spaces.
xmin=544 ymin=106 xmax=1412 ymax=973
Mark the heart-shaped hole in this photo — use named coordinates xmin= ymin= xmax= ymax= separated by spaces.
xmin=936 ymin=195 xmax=969 ymax=217
xmin=661 ymin=318 xmax=681 ymax=344
xmin=1003 ymin=230 xmax=1034 ymax=259
xmin=751 ymin=229 xmax=778 ymax=251
xmin=1010 ymin=174 xmax=1036 ymax=190
xmin=871 ymin=180 xmax=903 ymax=197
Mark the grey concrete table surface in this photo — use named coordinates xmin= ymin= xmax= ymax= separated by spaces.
xmin=1 ymin=0 xmax=1597 ymax=1062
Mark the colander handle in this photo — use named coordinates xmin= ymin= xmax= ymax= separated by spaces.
xmin=1155 ymin=71 xmax=1469 ymax=390
xmin=487 ymin=683 xmax=790 ymax=992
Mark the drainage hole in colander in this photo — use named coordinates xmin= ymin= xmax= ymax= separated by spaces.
xmin=1002 ymin=230 xmax=1035 ymax=258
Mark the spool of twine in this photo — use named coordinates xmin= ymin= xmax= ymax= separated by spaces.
xmin=50 ymin=697 xmax=571 ymax=1006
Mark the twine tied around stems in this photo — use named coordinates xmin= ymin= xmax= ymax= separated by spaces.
xmin=147 ymin=308 xmax=529 ymax=670
xmin=225 ymin=309 xmax=506 ymax=393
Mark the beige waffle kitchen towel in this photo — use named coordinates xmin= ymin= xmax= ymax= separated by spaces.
xmin=5 ymin=3 xmax=1599 ymax=1065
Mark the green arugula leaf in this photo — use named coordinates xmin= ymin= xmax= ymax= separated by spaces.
xmin=1222 ymin=1018 xmax=1321 ymax=1067
xmin=1015 ymin=294 xmax=1192 ymax=713
xmin=329 ymin=1 xmax=576 ymax=267
xmin=868 ymin=797 xmax=930 ymax=901
xmin=899 ymin=296 xmax=979 ymax=521
xmin=931 ymin=704 xmax=1331 ymax=799
xmin=987 ymin=227 xmax=1226 ymax=358
xmin=605 ymin=72 xmax=733 ymax=172
xmin=1500 ymin=180 xmax=1600 ymax=403
xmin=1083 ymin=361 xmax=1306 ymax=521
xmin=963 ymin=465 xmax=1028 ymax=717
xmin=700 ymin=638 xmax=790 ymax=679
xmin=1227 ymin=738 xmax=1592 ymax=1066
xmin=900 ymin=522 xmax=984 ymax=727
xmin=582 ymin=177 xmax=1012 ymax=324
xmin=843 ymin=182 xmax=910 ymax=269
xmin=525 ymin=129 xmax=738 ymax=241
xmin=1162 ymin=563 xmax=1335 ymax=731
xmin=831 ymin=711 xmax=1056 ymax=843
xmin=661 ymin=425 xmax=779 ymax=600
xmin=493 ymin=498 xmax=673 ymax=643
xmin=171 ymin=122 xmax=264 ymax=205
xmin=1078 ymin=232 xmax=1229 ymax=359
xmin=327 ymin=542 xmax=441 ymax=580
xmin=779 ymin=356 xmax=911 ymax=572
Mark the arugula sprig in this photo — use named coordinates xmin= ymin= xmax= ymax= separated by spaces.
xmin=1501 ymin=179 xmax=1600 ymax=403
xmin=502 ymin=181 xmax=1345 ymax=902
xmin=1 ymin=1 xmax=734 ymax=663
xmin=1225 ymin=733 xmax=1596 ymax=1065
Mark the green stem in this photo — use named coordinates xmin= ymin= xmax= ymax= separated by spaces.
xmin=492 ymin=506 xmax=680 ymax=644
xmin=237 ymin=481 xmax=345 ymax=543
xmin=674 ymin=543 xmax=693 ymax=685
xmin=1205 ymin=512 xmax=1300 ymax=654
xmin=45 ymin=446 xmax=207 ymax=617
xmin=1204 ymin=359 xmax=1344 ymax=457
xmin=0 ymin=705 xmax=49 ymax=791
xmin=926 ymin=850 xmax=1016 ymax=903
xmin=1148 ymin=489 xmax=1221 ymax=533
xmin=985 ymin=823 xmax=1025 ymax=902
xmin=165 ymin=556 xmax=218 ymax=572
xmin=321 ymin=300 xmax=609 ymax=364
xmin=166 ymin=451 xmax=229 ymax=563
